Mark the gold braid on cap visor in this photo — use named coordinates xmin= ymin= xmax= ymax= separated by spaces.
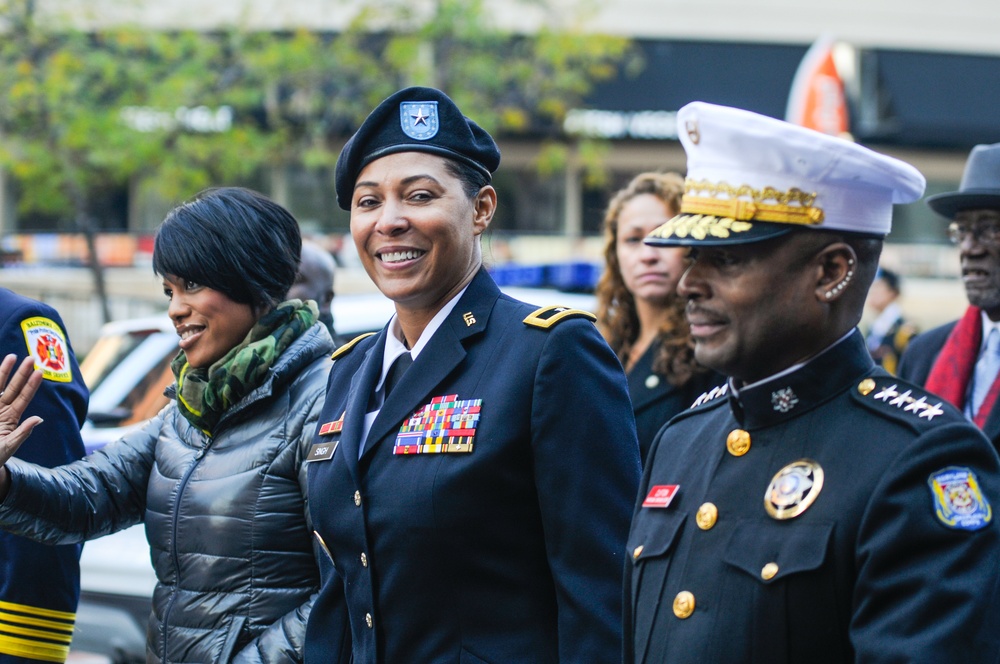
xmin=648 ymin=179 xmax=825 ymax=241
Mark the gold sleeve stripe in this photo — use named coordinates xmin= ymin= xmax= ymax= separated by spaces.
xmin=0 ymin=601 xmax=75 ymax=622
xmin=0 ymin=621 xmax=73 ymax=643
xmin=0 ymin=610 xmax=74 ymax=634
xmin=0 ymin=633 xmax=70 ymax=662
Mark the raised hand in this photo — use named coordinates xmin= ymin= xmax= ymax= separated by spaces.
xmin=0 ymin=354 xmax=44 ymax=470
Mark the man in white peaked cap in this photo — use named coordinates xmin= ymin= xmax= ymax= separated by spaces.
xmin=626 ymin=102 xmax=1000 ymax=663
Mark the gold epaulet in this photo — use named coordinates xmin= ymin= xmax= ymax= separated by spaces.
xmin=331 ymin=332 xmax=376 ymax=361
xmin=523 ymin=305 xmax=597 ymax=329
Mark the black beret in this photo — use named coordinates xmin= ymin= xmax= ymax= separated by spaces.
xmin=334 ymin=86 xmax=501 ymax=210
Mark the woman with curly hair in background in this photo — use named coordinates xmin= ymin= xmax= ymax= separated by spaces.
xmin=596 ymin=171 xmax=724 ymax=463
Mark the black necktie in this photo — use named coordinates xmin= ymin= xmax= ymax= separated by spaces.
xmin=384 ymin=351 xmax=413 ymax=398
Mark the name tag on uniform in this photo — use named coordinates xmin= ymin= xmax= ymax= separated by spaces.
xmin=642 ymin=485 xmax=679 ymax=508
xmin=306 ymin=440 xmax=339 ymax=463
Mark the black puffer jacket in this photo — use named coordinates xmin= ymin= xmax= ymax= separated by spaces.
xmin=0 ymin=323 xmax=335 ymax=663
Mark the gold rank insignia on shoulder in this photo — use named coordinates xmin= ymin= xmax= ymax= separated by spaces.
xmin=331 ymin=332 xmax=377 ymax=361
xmin=928 ymin=467 xmax=992 ymax=531
xmin=523 ymin=305 xmax=596 ymax=329
xmin=863 ymin=382 xmax=945 ymax=421
xmin=765 ymin=459 xmax=824 ymax=520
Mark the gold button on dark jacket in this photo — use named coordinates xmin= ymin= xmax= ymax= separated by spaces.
xmin=727 ymin=429 xmax=751 ymax=456
xmin=696 ymin=503 xmax=718 ymax=530
xmin=673 ymin=591 xmax=695 ymax=619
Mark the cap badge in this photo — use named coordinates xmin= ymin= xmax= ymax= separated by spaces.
xmin=928 ymin=467 xmax=992 ymax=531
xmin=765 ymin=459 xmax=824 ymax=520
xmin=400 ymin=101 xmax=439 ymax=140
xmin=684 ymin=118 xmax=700 ymax=144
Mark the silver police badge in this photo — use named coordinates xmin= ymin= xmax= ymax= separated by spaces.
xmin=764 ymin=459 xmax=824 ymax=520
xmin=400 ymin=101 xmax=439 ymax=140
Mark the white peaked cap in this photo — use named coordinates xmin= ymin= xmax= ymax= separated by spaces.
xmin=647 ymin=102 xmax=927 ymax=246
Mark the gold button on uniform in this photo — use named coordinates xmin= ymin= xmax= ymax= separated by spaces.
xmin=354 ymin=490 xmax=362 ymax=507
xmin=761 ymin=562 xmax=779 ymax=580
xmin=727 ymin=429 xmax=751 ymax=456
xmin=633 ymin=545 xmax=644 ymax=559
xmin=365 ymin=612 xmax=373 ymax=628
xmin=858 ymin=378 xmax=876 ymax=396
xmin=673 ymin=591 xmax=695 ymax=619
xmin=696 ymin=503 xmax=718 ymax=530
xmin=360 ymin=552 xmax=368 ymax=567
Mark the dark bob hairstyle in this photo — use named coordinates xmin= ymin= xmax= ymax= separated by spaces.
xmin=153 ymin=187 xmax=301 ymax=311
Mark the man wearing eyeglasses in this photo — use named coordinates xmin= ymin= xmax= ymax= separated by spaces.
xmin=898 ymin=143 xmax=1000 ymax=450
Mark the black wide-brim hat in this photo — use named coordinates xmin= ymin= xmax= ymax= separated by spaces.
xmin=334 ymin=86 xmax=501 ymax=210
xmin=926 ymin=143 xmax=1000 ymax=219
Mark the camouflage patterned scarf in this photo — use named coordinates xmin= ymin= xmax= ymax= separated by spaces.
xmin=171 ymin=300 xmax=317 ymax=435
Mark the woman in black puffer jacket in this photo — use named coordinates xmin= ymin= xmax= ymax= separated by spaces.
xmin=0 ymin=188 xmax=340 ymax=663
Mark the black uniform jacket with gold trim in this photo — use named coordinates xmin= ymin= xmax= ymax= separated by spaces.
xmin=304 ymin=268 xmax=641 ymax=664
xmin=626 ymin=329 xmax=1000 ymax=664
xmin=0 ymin=288 xmax=87 ymax=663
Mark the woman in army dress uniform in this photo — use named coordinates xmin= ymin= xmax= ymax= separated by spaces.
xmin=302 ymin=87 xmax=641 ymax=664
xmin=596 ymin=171 xmax=723 ymax=461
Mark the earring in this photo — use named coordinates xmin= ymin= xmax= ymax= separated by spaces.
xmin=834 ymin=269 xmax=854 ymax=293
xmin=827 ymin=268 xmax=854 ymax=299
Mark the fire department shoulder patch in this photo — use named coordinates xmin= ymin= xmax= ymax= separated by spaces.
xmin=20 ymin=316 xmax=73 ymax=382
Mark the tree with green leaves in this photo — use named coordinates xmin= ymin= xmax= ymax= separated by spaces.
xmin=0 ymin=0 xmax=635 ymax=319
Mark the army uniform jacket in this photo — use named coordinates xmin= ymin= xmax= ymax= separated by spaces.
xmin=305 ymin=269 xmax=641 ymax=664
xmin=626 ymin=330 xmax=1000 ymax=664
xmin=0 ymin=289 xmax=87 ymax=663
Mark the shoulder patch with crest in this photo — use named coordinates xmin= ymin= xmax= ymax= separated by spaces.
xmin=928 ymin=466 xmax=992 ymax=531
xmin=523 ymin=305 xmax=596 ymax=329
xmin=331 ymin=332 xmax=376 ymax=361
xmin=20 ymin=316 xmax=73 ymax=382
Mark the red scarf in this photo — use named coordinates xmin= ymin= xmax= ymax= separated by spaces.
xmin=925 ymin=305 xmax=1000 ymax=428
